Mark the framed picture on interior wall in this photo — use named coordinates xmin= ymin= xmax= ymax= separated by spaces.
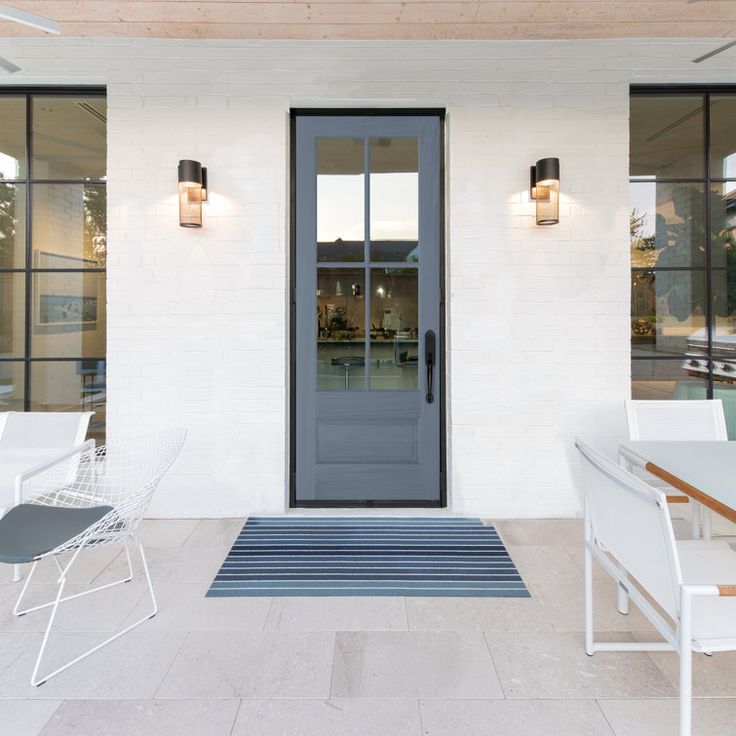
xmin=33 ymin=253 xmax=100 ymax=333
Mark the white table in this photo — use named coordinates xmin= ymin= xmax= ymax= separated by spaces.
xmin=619 ymin=441 xmax=736 ymax=525
xmin=0 ymin=442 xmax=95 ymax=581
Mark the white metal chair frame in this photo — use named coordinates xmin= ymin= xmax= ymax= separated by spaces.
xmin=576 ymin=438 xmax=736 ymax=736
xmin=9 ymin=428 xmax=186 ymax=686
xmin=624 ymin=399 xmax=727 ymax=540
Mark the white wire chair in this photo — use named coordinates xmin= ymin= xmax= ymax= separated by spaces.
xmin=1 ymin=427 xmax=186 ymax=686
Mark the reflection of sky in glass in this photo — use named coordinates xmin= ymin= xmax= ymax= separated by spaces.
xmin=317 ymin=174 xmax=363 ymax=243
xmin=723 ymin=154 xmax=736 ymax=180
xmin=371 ymin=172 xmax=418 ymax=241
xmin=0 ymin=151 xmax=19 ymax=179
xmin=630 ymin=181 xmax=656 ymax=237
xmin=317 ymin=172 xmax=419 ymax=243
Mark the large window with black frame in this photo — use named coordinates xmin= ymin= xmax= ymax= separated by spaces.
xmin=0 ymin=89 xmax=107 ymax=441
xmin=630 ymin=87 xmax=736 ymax=437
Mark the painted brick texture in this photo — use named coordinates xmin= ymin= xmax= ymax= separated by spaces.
xmin=0 ymin=38 xmax=733 ymax=517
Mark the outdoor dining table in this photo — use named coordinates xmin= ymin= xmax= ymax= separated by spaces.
xmin=619 ymin=440 xmax=736 ymax=525
xmin=0 ymin=443 xmax=95 ymax=581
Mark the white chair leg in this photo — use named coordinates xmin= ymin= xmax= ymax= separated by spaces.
xmin=23 ymin=536 xmax=157 ymax=687
xmin=678 ymin=592 xmax=693 ymax=736
xmin=691 ymin=502 xmax=702 ymax=539
xmin=617 ymin=566 xmax=630 ymax=615
xmin=584 ymin=548 xmax=594 ymax=655
xmin=701 ymin=508 xmax=712 ymax=541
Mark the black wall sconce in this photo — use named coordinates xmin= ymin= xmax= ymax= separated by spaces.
xmin=178 ymin=159 xmax=208 ymax=228
xmin=529 ymin=157 xmax=560 ymax=225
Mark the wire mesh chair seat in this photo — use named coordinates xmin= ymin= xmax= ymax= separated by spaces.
xmin=2 ymin=427 xmax=186 ymax=686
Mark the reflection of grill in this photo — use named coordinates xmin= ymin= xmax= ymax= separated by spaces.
xmin=683 ymin=337 xmax=736 ymax=383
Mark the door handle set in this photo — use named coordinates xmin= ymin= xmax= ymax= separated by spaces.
xmin=425 ymin=330 xmax=436 ymax=404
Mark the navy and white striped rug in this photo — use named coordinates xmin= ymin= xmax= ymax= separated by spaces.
xmin=206 ymin=517 xmax=529 ymax=597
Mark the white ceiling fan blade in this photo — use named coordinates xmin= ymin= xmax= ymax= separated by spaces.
xmin=693 ymin=39 xmax=736 ymax=63
xmin=0 ymin=3 xmax=60 ymax=34
xmin=0 ymin=55 xmax=21 ymax=73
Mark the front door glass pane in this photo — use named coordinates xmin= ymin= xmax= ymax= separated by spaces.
xmin=317 ymin=268 xmax=365 ymax=390
xmin=317 ymin=138 xmax=364 ymax=262
xmin=370 ymin=268 xmax=419 ymax=390
xmin=370 ymin=138 xmax=419 ymax=262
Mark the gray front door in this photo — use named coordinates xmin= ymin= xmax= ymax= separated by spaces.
xmin=293 ymin=113 xmax=442 ymax=505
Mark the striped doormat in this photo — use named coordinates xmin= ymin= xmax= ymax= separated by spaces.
xmin=206 ymin=517 xmax=529 ymax=597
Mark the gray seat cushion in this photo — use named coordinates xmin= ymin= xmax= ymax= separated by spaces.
xmin=0 ymin=504 xmax=113 ymax=564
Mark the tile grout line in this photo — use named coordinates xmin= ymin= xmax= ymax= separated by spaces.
xmin=327 ymin=630 xmax=338 ymax=699
xmin=228 ymin=698 xmax=244 ymax=736
xmin=416 ymin=697 xmax=425 ymax=736
xmin=481 ymin=629 xmax=507 ymax=700
xmin=594 ymin=698 xmax=620 ymax=736
xmin=152 ymin=631 xmax=191 ymax=700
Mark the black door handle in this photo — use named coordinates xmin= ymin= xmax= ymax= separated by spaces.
xmin=425 ymin=330 xmax=436 ymax=404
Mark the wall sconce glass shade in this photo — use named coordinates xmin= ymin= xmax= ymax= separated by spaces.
xmin=178 ymin=159 xmax=203 ymax=228
xmin=534 ymin=157 xmax=560 ymax=225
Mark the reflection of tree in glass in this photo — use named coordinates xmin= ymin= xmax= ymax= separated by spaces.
xmin=84 ymin=185 xmax=106 ymax=267
xmin=0 ymin=174 xmax=16 ymax=269
xmin=630 ymin=208 xmax=657 ymax=268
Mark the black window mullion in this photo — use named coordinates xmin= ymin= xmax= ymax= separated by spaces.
xmin=23 ymin=93 xmax=31 ymax=412
xmin=704 ymin=91 xmax=715 ymax=399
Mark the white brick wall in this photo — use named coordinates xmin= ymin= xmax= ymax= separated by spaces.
xmin=1 ymin=38 xmax=734 ymax=517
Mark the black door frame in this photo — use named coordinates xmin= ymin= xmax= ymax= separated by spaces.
xmin=288 ymin=108 xmax=447 ymax=508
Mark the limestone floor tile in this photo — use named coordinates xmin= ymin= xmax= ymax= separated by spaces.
xmin=485 ymin=631 xmax=676 ymax=699
xmin=0 ymin=548 xmax=123 ymax=586
xmin=264 ymin=596 xmax=407 ymax=631
xmin=0 ymin=583 xmax=21 ymax=605
xmin=0 ymin=582 xmax=149 ymax=634
xmin=156 ymin=630 xmax=334 ymax=699
xmin=529 ymin=579 xmax=656 ymax=632
xmin=139 ymin=519 xmax=200 ymax=548
xmin=0 ymin=700 xmax=61 ymax=736
xmin=0 ymin=630 xmax=186 ymax=699
xmin=599 ymin=698 xmax=736 ymax=736
xmin=181 ymin=518 xmax=244 ymax=549
xmin=92 ymin=547 xmax=227 ymax=586
xmin=646 ymin=647 xmax=736 ymax=697
xmin=0 ymin=632 xmax=42 ymax=673
xmin=419 ymin=699 xmax=615 ymax=736
xmin=505 ymin=545 xmax=581 ymax=584
xmin=493 ymin=519 xmax=584 ymax=548
xmin=120 ymin=583 xmax=271 ymax=631
xmin=331 ymin=631 xmax=503 ymax=699
xmin=405 ymin=596 xmax=551 ymax=631
xmin=38 ymin=699 xmax=240 ymax=736
xmin=231 ymin=699 xmax=421 ymax=736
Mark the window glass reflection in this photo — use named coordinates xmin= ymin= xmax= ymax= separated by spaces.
xmin=711 ymin=96 xmax=736 ymax=180
xmin=0 ymin=183 xmax=26 ymax=269
xmin=370 ymin=268 xmax=419 ymax=390
xmin=317 ymin=138 xmax=364 ymax=262
xmin=630 ymin=95 xmax=705 ymax=179
xmin=32 ymin=184 xmax=106 ymax=268
xmin=631 ymin=270 xmax=706 ymax=356
xmin=370 ymin=138 xmax=419 ymax=262
xmin=632 ymin=358 xmax=708 ymax=401
xmin=0 ymin=273 xmax=25 ymax=358
xmin=0 ymin=97 xmax=25 ymax=179
xmin=0 ymin=361 xmax=24 ymax=411
xmin=630 ymin=182 xmax=705 ymax=268
xmin=32 ymin=97 xmax=106 ymax=180
xmin=317 ymin=268 xmax=365 ymax=390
